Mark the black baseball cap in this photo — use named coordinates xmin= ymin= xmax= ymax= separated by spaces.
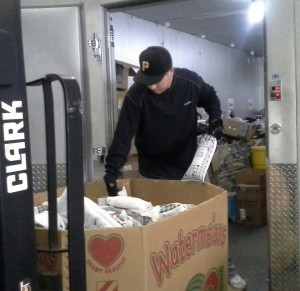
xmin=133 ymin=46 xmax=173 ymax=85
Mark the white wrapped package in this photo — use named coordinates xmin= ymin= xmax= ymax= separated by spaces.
xmin=34 ymin=211 xmax=67 ymax=230
xmin=182 ymin=134 xmax=217 ymax=181
xmin=107 ymin=195 xmax=153 ymax=211
xmin=38 ymin=188 xmax=68 ymax=214
xmin=56 ymin=188 xmax=68 ymax=213
xmin=139 ymin=205 xmax=161 ymax=222
xmin=40 ymin=187 xmax=69 ymax=218
xmin=84 ymin=197 xmax=122 ymax=228
xmin=117 ymin=186 xmax=128 ymax=196
xmin=159 ymin=204 xmax=194 ymax=219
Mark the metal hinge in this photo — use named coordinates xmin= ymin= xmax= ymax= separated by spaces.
xmin=93 ymin=146 xmax=106 ymax=163
xmin=88 ymin=33 xmax=101 ymax=61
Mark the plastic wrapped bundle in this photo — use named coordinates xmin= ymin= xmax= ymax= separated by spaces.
xmin=182 ymin=134 xmax=217 ymax=182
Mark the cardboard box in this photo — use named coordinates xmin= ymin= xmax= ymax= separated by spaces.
xmin=235 ymin=169 xmax=266 ymax=187
xmin=236 ymin=185 xmax=266 ymax=226
xmin=116 ymin=91 xmax=137 ymax=155
xmin=117 ymin=90 xmax=127 ymax=110
xmin=222 ymin=118 xmax=255 ymax=141
xmin=129 ymin=140 xmax=137 ymax=155
xmin=35 ymin=179 xmax=228 ymax=291
xmin=122 ymin=169 xmax=140 ymax=179
xmin=122 ymin=154 xmax=139 ymax=179
xmin=116 ymin=64 xmax=129 ymax=90
xmin=235 ymin=169 xmax=266 ymax=226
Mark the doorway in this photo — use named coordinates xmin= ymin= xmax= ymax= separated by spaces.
xmin=102 ymin=0 xmax=267 ymax=290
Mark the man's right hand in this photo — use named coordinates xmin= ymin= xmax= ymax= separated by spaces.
xmin=104 ymin=179 xmax=119 ymax=196
xmin=208 ymin=118 xmax=223 ymax=139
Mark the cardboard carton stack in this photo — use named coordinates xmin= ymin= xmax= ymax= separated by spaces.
xmin=116 ymin=63 xmax=137 ymax=156
xmin=35 ymin=179 xmax=229 ymax=291
xmin=235 ymin=169 xmax=266 ymax=226
xmin=222 ymin=118 xmax=256 ymax=141
xmin=122 ymin=154 xmax=139 ymax=179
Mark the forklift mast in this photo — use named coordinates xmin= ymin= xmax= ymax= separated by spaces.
xmin=0 ymin=0 xmax=38 ymax=290
xmin=0 ymin=1 xmax=87 ymax=290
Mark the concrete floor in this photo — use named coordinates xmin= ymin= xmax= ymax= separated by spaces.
xmin=229 ymin=222 xmax=269 ymax=291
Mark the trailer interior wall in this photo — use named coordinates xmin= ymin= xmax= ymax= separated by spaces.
xmin=112 ymin=12 xmax=265 ymax=119
xmin=20 ymin=0 xmax=108 ymax=183
xmin=20 ymin=0 xmax=264 ymax=184
xmin=21 ymin=7 xmax=82 ymax=164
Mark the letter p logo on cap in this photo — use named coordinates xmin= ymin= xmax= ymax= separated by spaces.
xmin=142 ymin=61 xmax=149 ymax=72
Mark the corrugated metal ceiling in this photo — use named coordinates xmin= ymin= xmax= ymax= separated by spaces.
xmin=115 ymin=0 xmax=264 ymax=56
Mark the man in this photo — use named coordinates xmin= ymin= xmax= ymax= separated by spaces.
xmin=104 ymin=46 xmax=246 ymax=289
xmin=104 ymin=46 xmax=223 ymax=195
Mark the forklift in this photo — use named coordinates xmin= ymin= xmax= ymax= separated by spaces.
xmin=2 ymin=0 xmax=300 ymax=290
xmin=0 ymin=1 xmax=86 ymax=290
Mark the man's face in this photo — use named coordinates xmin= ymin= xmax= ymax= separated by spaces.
xmin=147 ymin=68 xmax=174 ymax=94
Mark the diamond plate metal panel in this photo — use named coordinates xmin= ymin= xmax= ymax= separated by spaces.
xmin=32 ymin=164 xmax=66 ymax=193
xmin=269 ymin=164 xmax=299 ymax=289
xmin=32 ymin=161 xmax=106 ymax=193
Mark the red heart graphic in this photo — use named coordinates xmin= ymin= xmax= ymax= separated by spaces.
xmin=203 ymin=268 xmax=219 ymax=291
xmin=88 ymin=234 xmax=124 ymax=268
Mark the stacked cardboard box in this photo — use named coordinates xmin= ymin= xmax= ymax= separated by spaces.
xmin=116 ymin=63 xmax=129 ymax=91
xmin=35 ymin=179 xmax=228 ymax=291
xmin=235 ymin=169 xmax=266 ymax=226
xmin=116 ymin=63 xmax=138 ymax=156
xmin=122 ymin=154 xmax=139 ymax=179
xmin=222 ymin=118 xmax=256 ymax=141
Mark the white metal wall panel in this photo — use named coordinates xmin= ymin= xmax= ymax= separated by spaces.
xmin=228 ymin=50 xmax=261 ymax=118
xmin=21 ymin=0 xmax=109 ymax=181
xmin=112 ymin=12 xmax=264 ymax=118
xmin=21 ymin=7 xmax=82 ymax=164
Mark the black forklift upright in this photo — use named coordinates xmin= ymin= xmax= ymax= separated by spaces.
xmin=27 ymin=74 xmax=87 ymax=291
xmin=0 ymin=0 xmax=39 ymax=290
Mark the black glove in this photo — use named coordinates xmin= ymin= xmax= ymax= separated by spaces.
xmin=104 ymin=178 xmax=119 ymax=196
xmin=208 ymin=118 xmax=223 ymax=139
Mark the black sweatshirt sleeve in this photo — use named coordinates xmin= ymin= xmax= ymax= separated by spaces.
xmin=197 ymin=76 xmax=222 ymax=121
xmin=104 ymin=92 xmax=141 ymax=182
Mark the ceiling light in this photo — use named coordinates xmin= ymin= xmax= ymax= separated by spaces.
xmin=230 ymin=43 xmax=235 ymax=48
xmin=248 ymin=0 xmax=265 ymax=24
xmin=250 ymin=50 xmax=255 ymax=56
